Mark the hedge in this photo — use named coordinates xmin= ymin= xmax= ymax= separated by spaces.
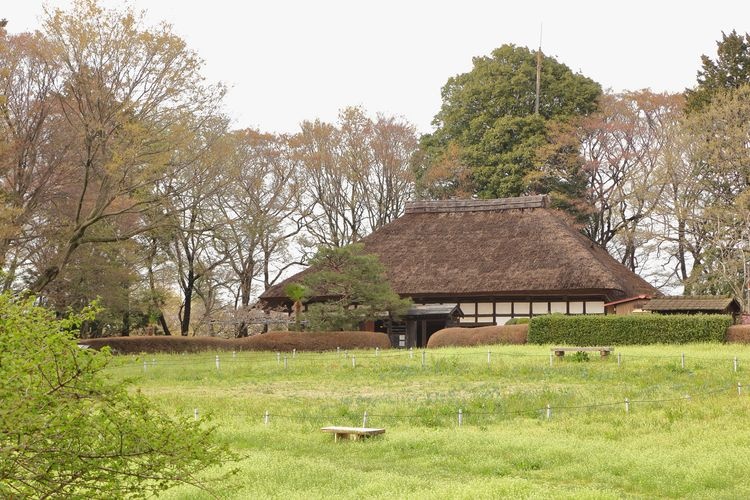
xmin=427 ymin=325 xmax=528 ymax=348
xmin=79 ymin=331 xmax=391 ymax=354
xmin=726 ymin=325 xmax=750 ymax=343
xmin=528 ymin=313 xmax=732 ymax=345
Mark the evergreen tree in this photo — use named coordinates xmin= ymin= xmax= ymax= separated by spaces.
xmin=685 ymin=30 xmax=750 ymax=113
xmin=417 ymin=44 xmax=601 ymax=203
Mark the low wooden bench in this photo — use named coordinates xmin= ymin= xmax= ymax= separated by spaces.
xmin=552 ymin=346 xmax=613 ymax=358
xmin=321 ymin=426 xmax=385 ymax=442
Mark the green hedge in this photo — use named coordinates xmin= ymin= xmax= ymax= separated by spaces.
xmin=528 ymin=313 xmax=732 ymax=345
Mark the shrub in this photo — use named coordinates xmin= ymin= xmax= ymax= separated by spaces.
xmin=0 ymin=294 xmax=234 ymax=498
xmin=80 ymin=331 xmax=391 ymax=354
xmin=427 ymin=325 xmax=528 ymax=348
xmin=505 ymin=318 xmax=530 ymax=325
xmin=528 ymin=313 xmax=732 ymax=345
xmin=726 ymin=325 xmax=750 ymax=343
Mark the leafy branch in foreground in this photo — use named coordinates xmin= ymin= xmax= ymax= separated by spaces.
xmin=0 ymin=293 xmax=236 ymax=498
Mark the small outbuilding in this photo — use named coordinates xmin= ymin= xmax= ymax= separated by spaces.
xmin=642 ymin=296 xmax=741 ymax=321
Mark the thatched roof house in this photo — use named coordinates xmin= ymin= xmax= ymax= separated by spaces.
xmin=261 ymin=195 xmax=659 ymax=347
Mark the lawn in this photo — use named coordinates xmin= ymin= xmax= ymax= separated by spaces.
xmin=105 ymin=344 xmax=750 ymax=499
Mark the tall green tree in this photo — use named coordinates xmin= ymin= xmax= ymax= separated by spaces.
xmin=685 ymin=30 xmax=750 ymax=113
xmin=417 ymin=44 xmax=601 ymax=202
xmin=300 ymin=244 xmax=410 ymax=331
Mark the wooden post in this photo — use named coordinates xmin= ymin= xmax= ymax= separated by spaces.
xmin=681 ymin=353 xmax=685 ymax=369
xmin=421 ymin=350 xmax=426 ymax=368
xmin=293 ymin=348 xmax=296 ymax=359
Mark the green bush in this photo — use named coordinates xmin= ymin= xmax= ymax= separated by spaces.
xmin=528 ymin=313 xmax=732 ymax=345
xmin=505 ymin=318 xmax=530 ymax=325
xmin=0 ymin=294 xmax=235 ymax=497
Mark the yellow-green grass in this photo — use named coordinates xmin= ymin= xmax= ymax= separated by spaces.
xmin=105 ymin=344 xmax=750 ymax=498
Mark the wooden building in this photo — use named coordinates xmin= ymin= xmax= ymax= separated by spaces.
xmin=642 ymin=296 xmax=741 ymax=321
xmin=604 ymin=295 xmax=653 ymax=315
xmin=260 ymin=196 xmax=659 ymax=347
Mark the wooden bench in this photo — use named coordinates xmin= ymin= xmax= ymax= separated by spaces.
xmin=321 ymin=426 xmax=385 ymax=442
xmin=552 ymin=346 xmax=613 ymax=358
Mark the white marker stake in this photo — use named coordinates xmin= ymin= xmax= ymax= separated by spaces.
xmin=549 ymin=352 xmax=553 ymax=367
xmin=232 ymin=350 xmax=236 ymax=359
xmin=215 ymin=355 xmax=220 ymax=371
xmin=409 ymin=347 xmax=414 ymax=359
xmin=375 ymin=347 xmax=379 ymax=357
xmin=487 ymin=350 xmax=491 ymax=366
xmin=276 ymin=352 xmax=280 ymax=365
xmin=194 ymin=408 xmax=199 ymax=421
xmin=284 ymin=355 xmax=288 ymax=369
xmin=143 ymin=360 xmax=148 ymax=373
xmin=362 ymin=411 xmax=368 ymax=428
xmin=617 ymin=353 xmax=621 ymax=366
xmin=681 ymin=353 xmax=685 ymax=369
xmin=734 ymin=356 xmax=738 ymax=373
xmin=264 ymin=410 xmax=269 ymax=426
xmin=739 ymin=382 xmax=743 ymax=396
xmin=546 ymin=404 xmax=551 ymax=420
xmin=625 ymin=398 xmax=630 ymax=414
xmin=293 ymin=348 xmax=296 ymax=359
xmin=458 ymin=409 xmax=463 ymax=427
xmin=421 ymin=350 xmax=426 ymax=368
xmin=352 ymin=356 xmax=356 ymax=368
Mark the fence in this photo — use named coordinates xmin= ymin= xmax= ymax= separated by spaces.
xmin=106 ymin=346 xmax=750 ymax=429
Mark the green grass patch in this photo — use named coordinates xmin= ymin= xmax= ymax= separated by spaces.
xmin=104 ymin=344 xmax=750 ymax=498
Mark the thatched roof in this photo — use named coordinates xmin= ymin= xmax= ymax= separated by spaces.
xmin=261 ymin=196 xmax=659 ymax=305
xmin=643 ymin=296 xmax=740 ymax=313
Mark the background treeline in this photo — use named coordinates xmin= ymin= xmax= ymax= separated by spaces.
xmin=2 ymin=1 xmax=750 ymax=337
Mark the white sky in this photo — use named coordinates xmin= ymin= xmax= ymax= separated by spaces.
xmin=5 ymin=1 xmax=750 ymax=134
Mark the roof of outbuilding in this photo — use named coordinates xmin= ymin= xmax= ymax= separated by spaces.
xmin=642 ymin=296 xmax=740 ymax=312
xmin=261 ymin=196 xmax=659 ymax=304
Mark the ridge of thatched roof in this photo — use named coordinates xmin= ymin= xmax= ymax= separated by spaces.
xmin=261 ymin=197 xmax=659 ymax=304
xmin=643 ymin=296 xmax=740 ymax=312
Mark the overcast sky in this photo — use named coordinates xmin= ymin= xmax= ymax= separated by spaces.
xmin=5 ymin=1 xmax=750 ymax=134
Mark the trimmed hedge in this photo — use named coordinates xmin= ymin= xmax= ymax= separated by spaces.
xmin=79 ymin=331 xmax=391 ymax=354
xmin=427 ymin=325 xmax=528 ymax=348
xmin=726 ymin=325 xmax=750 ymax=343
xmin=528 ymin=313 xmax=732 ymax=345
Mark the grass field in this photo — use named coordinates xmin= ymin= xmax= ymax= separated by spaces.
xmin=105 ymin=344 xmax=750 ymax=499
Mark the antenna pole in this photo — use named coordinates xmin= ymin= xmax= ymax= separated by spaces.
xmin=535 ymin=24 xmax=543 ymax=115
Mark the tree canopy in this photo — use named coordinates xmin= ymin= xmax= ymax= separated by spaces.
xmin=417 ymin=44 xmax=601 ymax=201
xmin=685 ymin=30 xmax=750 ymax=113
xmin=301 ymin=244 xmax=411 ymax=331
